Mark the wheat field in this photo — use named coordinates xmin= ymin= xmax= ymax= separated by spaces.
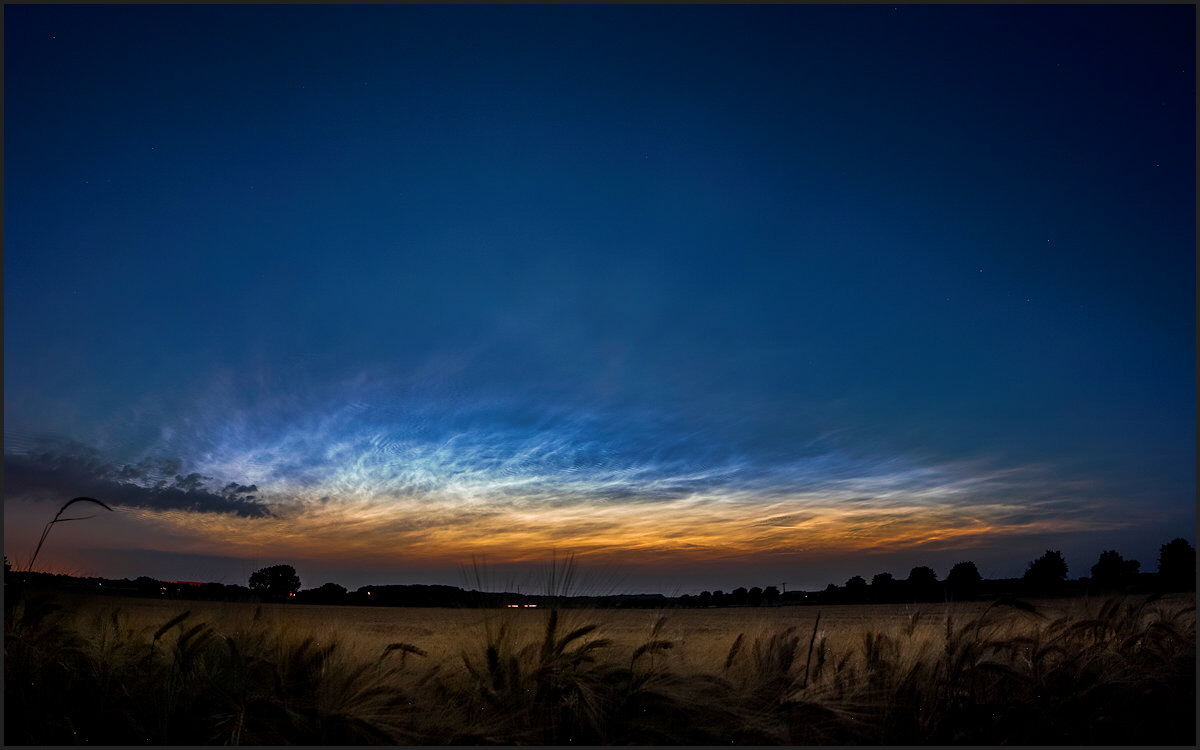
xmin=24 ymin=595 xmax=1004 ymax=664
xmin=6 ymin=590 xmax=1195 ymax=744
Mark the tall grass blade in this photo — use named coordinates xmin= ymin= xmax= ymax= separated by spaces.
xmin=27 ymin=497 xmax=113 ymax=572
xmin=153 ymin=611 xmax=192 ymax=642
xmin=383 ymin=642 xmax=427 ymax=658
xmin=802 ymin=613 xmax=821 ymax=689
xmin=724 ymin=632 xmax=745 ymax=671
xmin=631 ymin=639 xmax=674 ymax=663
xmin=555 ymin=624 xmax=599 ymax=656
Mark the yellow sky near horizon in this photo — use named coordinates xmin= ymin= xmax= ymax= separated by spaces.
xmin=4 ymin=484 xmax=1130 ymax=583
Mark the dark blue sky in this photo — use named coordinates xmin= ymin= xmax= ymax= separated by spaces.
xmin=5 ymin=5 xmax=1194 ymax=593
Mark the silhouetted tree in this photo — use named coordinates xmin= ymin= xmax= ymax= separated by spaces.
xmin=762 ymin=585 xmax=780 ymax=606
xmin=747 ymin=586 xmax=764 ymax=607
xmin=134 ymin=576 xmax=163 ymax=597
xmin=712 ymin=589 xmax=726 ymax=606
xmin=1090 ymin=550 xmax=1140 ymax=591
xmin=871 ymin=572 xmax=896 ymax=602
xmin=698 ymin=590 xmax=713 ymax=607
xmin=296 ymin=581 xmax=348 ymax=605
xmin=906 ymin=566 xmax=937 ymax=586
xmin=1023 ymin=550 xmax=1068 ymax=592
xmin=845 ymin=575 xmax=868 ymax=603
xmin=907 ymin=566 xmax=939 ymax=601
xmin=945 ymin=561 xmax=982 ymax=600
xmin=730 ymin=586 xmax=749 ymax=606
xmin=249 ymin=564 xmax=301 ymax=600
xmin=1157 ymin=538 xmax=1196 ymax=591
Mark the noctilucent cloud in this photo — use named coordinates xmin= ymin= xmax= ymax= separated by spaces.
xmin=4 ymin=5 xmax=1194 ymax=594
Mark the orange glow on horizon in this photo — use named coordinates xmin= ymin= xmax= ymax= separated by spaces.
xmin=98 ymin=488 xmax=1129 ymax=572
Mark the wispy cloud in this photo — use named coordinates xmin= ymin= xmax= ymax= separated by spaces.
xmin=4 ymin=371 xmax=1131 ymax=571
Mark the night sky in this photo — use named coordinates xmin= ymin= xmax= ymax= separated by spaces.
xmin=5 ymin=5 xmax=1194 ymax=595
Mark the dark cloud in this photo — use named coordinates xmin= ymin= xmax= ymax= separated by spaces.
xmin=4 ymin=440 xmax=273 ymax=518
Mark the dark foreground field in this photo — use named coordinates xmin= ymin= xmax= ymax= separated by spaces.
xmin=5 ymin=590 xmax=1195 ymax=744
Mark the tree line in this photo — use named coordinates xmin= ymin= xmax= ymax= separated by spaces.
xmin=7 ymin=538 xmax=1194 ymax=608
xmin=241 ymin=538 xmax=1198 ymax=607
xmin=795 ymin=539 xmax=1195 ymax=606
